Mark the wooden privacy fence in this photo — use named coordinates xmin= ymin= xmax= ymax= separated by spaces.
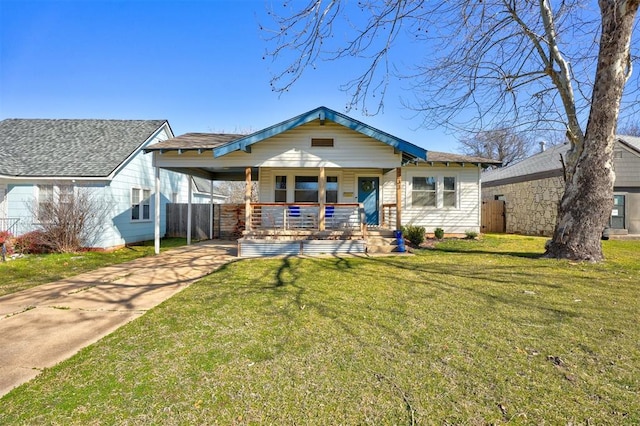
xmin=166 ymin=204 xmax=246 ymax=240
xmin=481 ymin=200 xmax=506 ymax=233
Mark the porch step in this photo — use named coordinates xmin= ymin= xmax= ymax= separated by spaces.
xmin=366 ymin=233 xmax=402 ymax=254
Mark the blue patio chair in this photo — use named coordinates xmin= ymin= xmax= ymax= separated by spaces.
xmin=325 ymin=205 xmax=335 ymax=229
xmin=287 ymin=205 xmax=301 ymax=229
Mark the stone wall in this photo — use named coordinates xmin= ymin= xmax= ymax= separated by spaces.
xmin=482 ymin=176 xmax=564 ymax=236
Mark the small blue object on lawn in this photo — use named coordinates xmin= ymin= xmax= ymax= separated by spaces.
xmin=394 ymin=230 xmax=406 ymax=253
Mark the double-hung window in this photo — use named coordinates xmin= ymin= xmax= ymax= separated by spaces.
xmin=412 ymin=177 xmax=436 ymax=207
xmin=275 ymin=176 xmax=287 ymax=202
xmin=294 ymin=176 xmax=318 ymax=202
xmin=131 ymin=188 xmax=151 ymax=221
xmin=443 ymin=177 xmax=457 ymax=207
xmin=37 ymin=185 xmax=54 ymax=221
xmin=326 ymin=176 xmax=338 ymax=203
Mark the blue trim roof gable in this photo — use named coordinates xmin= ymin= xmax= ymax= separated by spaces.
xmin=212 ymin=106 xmax=427 ymax=161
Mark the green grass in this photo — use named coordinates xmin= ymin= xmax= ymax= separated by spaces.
xmin=0 ymin=238 xmax=187 ymax=297
xmin=1 ymin=235 xmax=639 ymax=424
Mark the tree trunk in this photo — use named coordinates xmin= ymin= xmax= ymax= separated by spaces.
xmin=544 ymin=0 xmax=639 ymax=261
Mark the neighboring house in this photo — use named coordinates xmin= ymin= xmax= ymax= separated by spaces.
xmin=482 ymin=136 xmax=640 ymax=236
xmin=0 ymin=118 xmax=193 ymax=249
xmin=145 ymin=106 xmax=499 ymax=255
xmin=191 ymin=176 xmax=228 ymax=204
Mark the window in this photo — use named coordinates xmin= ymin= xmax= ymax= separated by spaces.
xmin=443 ymin=177 xmax=457 ymax=207
xmin=295 ymin=176 xmax=318 ymax=202
xmin=275 ymin=176 xmax=287 ymax=202
xmin=412 ymin=177 xmax=436 ymax=207
xmin=311 ymin=138 xmax=334 ymax=147
xmin=59 ymin=185 xmax=74 ymax=213
xmin=326 ymin=176 xmax=338 ymax=203
xmin=132 ymin=188 xmax=151 ymax=221
xmin=37 ymin=185 xmax=54 ymax=221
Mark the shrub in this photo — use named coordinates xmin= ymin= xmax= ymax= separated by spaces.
xmin=13 ymin=230 xmax=52 ymax=254
xmin=465 ymin=230 xmax=479 ymax=239
xmin=434 ymin=227 xmax=445 ymax=239
xmin=401 ymin=225 xmax=425 ymax=246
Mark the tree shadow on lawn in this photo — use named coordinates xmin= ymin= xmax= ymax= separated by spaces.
xmin=425 ymin=245 xmax=545 ymax=259
xmin=215 ymin=254 xmax=585 ymax=340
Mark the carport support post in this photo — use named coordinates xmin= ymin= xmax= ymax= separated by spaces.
xmin=245 ymin=167 xmax=252 ymax=232
xmin=396 ymin=168 xmax=402 ymax=230
xmin=154 ymin=166 xmax=161 ymax=255
xmin=187 ymin=177 xmax=192 ymax=245
xmin=209 ymin=180 xmax=214 ymax=240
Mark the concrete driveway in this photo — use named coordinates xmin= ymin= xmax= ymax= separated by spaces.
xmin=0 ymin=240 xmax=237 ymax=398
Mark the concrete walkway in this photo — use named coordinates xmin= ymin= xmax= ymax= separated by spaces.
xmin=0 ymin=240 xmax=237 ymax=398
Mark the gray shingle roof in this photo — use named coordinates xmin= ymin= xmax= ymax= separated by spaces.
xmin=482 ymin=143 xmax=570 ymax=184
xmin=144 ymin=133 xmax=245 ymax=151
xmin=0 ymin=119 xmax=167 ymax=177
xmin=619 ymin=135 xmax=640 ymax=152
xmin=482 ymin=134 xmax=640 ymax=185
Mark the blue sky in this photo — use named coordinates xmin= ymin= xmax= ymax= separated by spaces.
xmin=0 ymin=0 xmax=460 ymax=152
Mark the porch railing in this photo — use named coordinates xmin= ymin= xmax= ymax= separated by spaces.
xmin=249 ymin=203 xmax=365 ymax=233
xmin=381 ymin=203 xmax=397 ymax=229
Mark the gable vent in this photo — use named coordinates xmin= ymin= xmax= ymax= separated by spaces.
xmin=311 ymin=138 xmax=334 ymax=147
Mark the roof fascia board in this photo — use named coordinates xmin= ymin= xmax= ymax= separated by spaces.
xmin=213 ymin=106 xmax=427 ymax=161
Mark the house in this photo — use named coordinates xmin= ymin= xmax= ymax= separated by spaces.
xmin=481 ymin=136 xmax=640 ymax=236
xmin=0 ymin=118 xmax=201 ymax=249
xmin=145 ymin=106 xmax=499 ymax=256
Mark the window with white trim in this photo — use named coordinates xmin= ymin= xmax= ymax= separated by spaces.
xmin=326 ymin=176 xmax=338 ymax=203
xmin=412 ymin=177 xmax=436 ymax=207
xmin=275 ymin=176 xmax=287 ymax=202
xmin=443 ymin=177 xmax=457 ymax=207
xmin=294 ymin=176 xmax=318 ymax=202
xmin=37 ymin=184 xmax=54 ymax=221
xmin=131 ymin=188 xmax=151 ymax=221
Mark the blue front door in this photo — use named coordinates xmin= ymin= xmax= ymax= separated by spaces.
xmin=358 ymin=177 xmax=379 ymax=225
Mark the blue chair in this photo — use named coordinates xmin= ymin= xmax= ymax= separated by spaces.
xmin=287 ymin=205 xmax=301 ymax=229
xmin=325 ymin=205 xmax=335 ymax=229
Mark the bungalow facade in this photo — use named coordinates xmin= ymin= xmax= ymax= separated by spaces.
xmin=482 ymin=136 xmax=640 ymax=236
xmin=0 ymin=118 xmax=213 ymax=249
xmin=146 ymin=107 xmax=499 ymax=255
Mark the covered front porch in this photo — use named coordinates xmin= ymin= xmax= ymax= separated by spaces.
xmin=144 ymin=107 xmax=428 ymax=256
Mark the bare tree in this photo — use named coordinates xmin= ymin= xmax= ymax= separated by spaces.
xmin=27 ymin=185 xmax=110 ymax=253
xmin=215 ymin=181 xmax=259 ymax=204
xmin=618 ymin=120 xmax=640 ymax=136
xmin=264 ymin=0 xmax=639 ymax=261
xmin=458 ymin=128 xmax=534 ymax=166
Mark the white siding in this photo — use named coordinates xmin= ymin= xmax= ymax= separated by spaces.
xmin=154 ymin=121 xmax=403 ymax=170
xmin=400 ymin=164 xmax=482 ymax=234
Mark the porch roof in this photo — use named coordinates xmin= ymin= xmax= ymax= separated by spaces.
xmin=145 ymin=106 xmax=428 ymax=163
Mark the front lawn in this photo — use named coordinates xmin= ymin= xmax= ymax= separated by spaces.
xmin=1 ymin=235 xmax=638 ymax=424
xmin=0 ymin=238 xmax=187 ymax=297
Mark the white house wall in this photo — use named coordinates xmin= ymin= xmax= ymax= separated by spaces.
xmin=399 ymin=164 xmax=482 ymax=234
xmin=154 ymin=121 xmax=403 ymax=170
xmin=256 ymin=164 xmax=482 ymax=234
xmin=259 ymin=167 xmax=381 ymax=204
